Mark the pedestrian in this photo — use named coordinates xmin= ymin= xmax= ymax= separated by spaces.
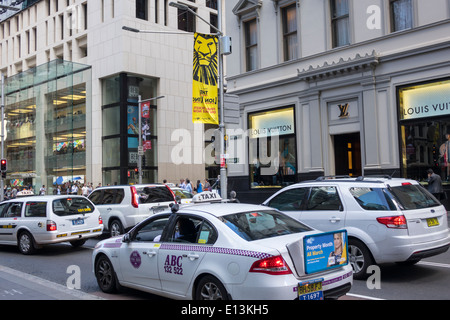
xmin=82 ymin=184 xmax=89 ymax=196
xmin=70 ymin=183 xmax=78 ymax=195
xmin=212 ymin=175 xmax=221 ymax=196
xmin=39 ymin=184 xmax=46 ymax=195
xmin=179 ymin=179 xmax=186 ymax=189
xmin=185 ymin=179 xmax=193 ymax=193
xmin=11 ymin=187 xmax=17 ymax=199
xmin=427 ymin=168 xmax=444 ymax=200
xmin=196 ymin=180 xmax=203 ymax=193
xmin=204 ymin=179 xmax=211 ymax=191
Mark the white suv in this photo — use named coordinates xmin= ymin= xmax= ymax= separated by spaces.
xmin=263 ymin=176 xmax=450 ymax=279
xmin=88 ymin=184 xmax=176 ymax=237
xmin=0 ymin=195 xmax=104 ymax=255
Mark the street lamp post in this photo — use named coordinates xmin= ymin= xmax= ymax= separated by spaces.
xmin=1 ymin=74 xmax=4 ymax=201
xmin=137 ymin=95 xmax=165 ymax=184
xmin=168 ymin=1 xmax=228 ymax=199
xmin=124 ymin=1 xmax=229 ymax=197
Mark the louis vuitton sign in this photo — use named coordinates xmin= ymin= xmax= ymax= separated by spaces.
xmin=328 ymin=100 xmax=358 ymax=122
xmin=399 ymin=79 xmax=450 ymax=121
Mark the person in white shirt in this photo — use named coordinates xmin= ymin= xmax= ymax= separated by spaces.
xmin=70 ymin=184 xmax=78 ymax=195
xmin=82 ymin=184 xmax=89 ymax=196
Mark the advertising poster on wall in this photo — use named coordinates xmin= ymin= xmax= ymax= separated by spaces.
xmin=303 ymin=230 xmax=348 ymax=274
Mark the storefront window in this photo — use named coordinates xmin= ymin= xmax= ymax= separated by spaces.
xmin=103 ymin=138 xmax=121 ymax=167
xmin=248 ymin=107 xmax=297 ymax=189
xmin=398 ymin=78 xmax=450 ymax=183
xmin=102 ymin=106 xmax=120 ymax=136
xmin=102 ymin=74 xmax=159 ymax=185
xmin=102 ymin=76 xmax=120 ymax=105
xmin=4 ymin=60 xmax=91 ymax=194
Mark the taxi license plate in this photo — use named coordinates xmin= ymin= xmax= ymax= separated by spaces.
xmin=427 ymin=217 xmax=439 ymax=227
xmin=72 ymin=219 xmax=84 ymax=226
xmin=298 ymin=279 xmax=323 ymax=300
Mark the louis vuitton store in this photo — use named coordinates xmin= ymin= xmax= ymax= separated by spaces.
xmin=398 ymin=77 xmax=450 ymax=184
xmin=225 ymin=46 xmax=450 ymax=203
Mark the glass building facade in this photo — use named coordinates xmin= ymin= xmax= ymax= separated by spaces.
xmin=3 ymin=59 xmax=91 ymax=194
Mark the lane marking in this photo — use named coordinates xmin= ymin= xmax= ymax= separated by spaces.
xmin=346 ymin=293 xmax=385 ymax=300
xmin=418 ymin=261 xmax=450 ymax=269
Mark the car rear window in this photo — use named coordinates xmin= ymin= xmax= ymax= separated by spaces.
xmin=389 ymin=184 xmax=440 ymax=210
xmin=222 ymin=210 xmax=312 ymax=241
xmin=137 ymin=186 xmax=174 ymax=203
xmin=52 ymin=198 xmax=95 ymax=216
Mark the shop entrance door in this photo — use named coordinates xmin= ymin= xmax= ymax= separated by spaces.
xmin=334 ymin=133 xmax=362 ymax=177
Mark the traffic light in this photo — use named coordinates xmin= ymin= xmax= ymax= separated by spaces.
xmin=134 ymin=167 xmax=139 ymax=175
xmin=0 ymin=159 xmax=6 ymax=172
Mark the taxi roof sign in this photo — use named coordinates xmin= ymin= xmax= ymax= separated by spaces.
xmin=192 ymin=191 xmax=222 ymax=204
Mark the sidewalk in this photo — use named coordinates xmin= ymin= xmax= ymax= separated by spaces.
xmin=0 ymin=265 xmax=103 ymax=300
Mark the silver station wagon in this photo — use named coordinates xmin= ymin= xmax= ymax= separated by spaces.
xmin=0 ymin=195 xmax=104 ymax=254
xmin=263 ymin=176 xmax=450 ymax=279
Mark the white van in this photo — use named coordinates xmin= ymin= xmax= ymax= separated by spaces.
xmin=88 ymin=184 xmax=176 ymax=236
xmin=0 ymin=195 xmax=104 ymax=254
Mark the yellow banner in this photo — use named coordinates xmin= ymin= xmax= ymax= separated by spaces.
xmin=192 ymin=33 xmax=219 ymax=124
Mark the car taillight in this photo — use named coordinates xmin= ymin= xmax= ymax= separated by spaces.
xmin=130 ymin=186 xmax=139 ymax=208
xmin=47 ymin=220 xmax=57 ymax=232
xmin=377 ymin=215 xmax=407 ymax=229
xmin=249 ymin=255 xmax=292 ymax=275
xmin=166 ymin=184 xmax=176 ymax=202
xmin=99 ymin=216 xmax=103 ymax=225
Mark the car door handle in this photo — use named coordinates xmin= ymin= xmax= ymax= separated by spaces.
xmin=143 ymin=250 xmax=157 ymax=257
xmin=187 ymin=253 xmax=200 ymax=260
xmin=329 ymin=217 xmax=341 ymax=223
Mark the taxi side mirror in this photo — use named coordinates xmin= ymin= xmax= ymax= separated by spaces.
xmin=122 ymin=233 xmax=131 ymax=243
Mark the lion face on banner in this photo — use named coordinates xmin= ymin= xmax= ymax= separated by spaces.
xmin=193 ymin=33 xmax=218 ymax=86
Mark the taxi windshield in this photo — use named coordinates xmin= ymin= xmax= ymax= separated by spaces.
xmin=222 ymin=210 xmax=312 ymax=241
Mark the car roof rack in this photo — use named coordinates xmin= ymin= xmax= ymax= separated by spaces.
xmin=315 ymin=175 xmax=352 ymax=181
xmin=356 ymin=175 xmax=393 ymax=181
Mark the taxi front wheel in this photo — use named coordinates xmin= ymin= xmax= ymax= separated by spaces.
xmin=195 ymin=276 xmax=230 ymax=300
xmin=95 ymin=255 xmax=119 ymax=293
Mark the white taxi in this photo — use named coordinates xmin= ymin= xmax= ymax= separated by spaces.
xmin=92 ymin=192 xmax=353 ymax=300
xmin=0 ymin=195 xmax=104 ymax=254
